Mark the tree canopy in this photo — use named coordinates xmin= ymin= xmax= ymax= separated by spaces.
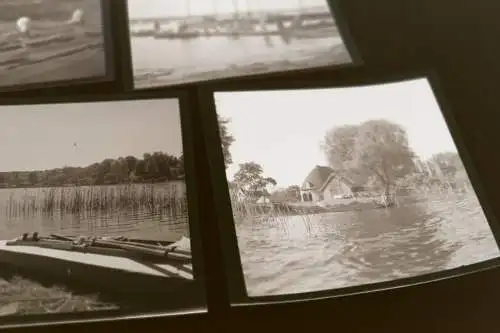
xmin=217 ymin=115 xmax=235 ymax=169
xmin=322 ymin=119 xmax=416 ymax=195
xmin=233 ymin=162 xmax=277 ymax=199
xmin=0 ymin=151 xmax=184 ymax=188
xmin=429 ymin=152 xmax=464 ymax=179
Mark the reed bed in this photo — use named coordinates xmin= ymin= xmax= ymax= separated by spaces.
xmin=2 ymin=184 xmax=188 ymax=219
xmin=230 ymin=184 xmax=475 ymax=224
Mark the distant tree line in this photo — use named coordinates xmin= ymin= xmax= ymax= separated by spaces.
xmin=0 ymin=152 xmax=184 ymax=188
xmin=219 ymin=116 xmax=472 ymax=207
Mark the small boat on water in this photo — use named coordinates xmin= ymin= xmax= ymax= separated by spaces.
xmin=0 ymin=233 xmax=194 ymax=306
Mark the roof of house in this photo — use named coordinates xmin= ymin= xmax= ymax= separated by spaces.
xmin=301 ymin=165 xmax=334 ymax=190
xmin=318 ymin=172 xmax=361 ymax=193
xmin=302 ymin=165 xmax=369 ymax=192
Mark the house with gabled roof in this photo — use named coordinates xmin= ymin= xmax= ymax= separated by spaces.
xmin=300 ymin=165 xmax=366 ymax=203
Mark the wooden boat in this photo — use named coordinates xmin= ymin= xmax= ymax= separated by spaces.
xmin=0 ymin=233 xmax=195 ymax=306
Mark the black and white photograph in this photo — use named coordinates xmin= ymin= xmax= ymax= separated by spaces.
xmin=0 ymin=0 xmax=107 ymax=90
xmin=214 ymin=78 xmax=500 ymax=297
xmin=0 ymin=99 xmax=202 ymax=323
xmin=127 ymin=0 xmax=353 ymax=89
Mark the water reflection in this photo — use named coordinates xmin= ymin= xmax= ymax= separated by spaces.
xmin=236 ymin=192 xmax=499 ymax=296
xmin=130 ymin=35 xmax=349 ymax=87
xmin=0 ymin=186 xmax=189 ymax=242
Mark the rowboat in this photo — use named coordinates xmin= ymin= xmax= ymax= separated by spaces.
xmin=0 ymin=233 xmax=195 ymax=307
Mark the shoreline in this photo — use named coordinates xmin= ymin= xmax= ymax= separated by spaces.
xmin=233 ymin=191 xmax=472 ymax=219
xmin=0 ymin=44 xmax=104 ymax=87
xmin=0 ymin=180 xmax=185 ymax=190
xmin=133 ymin=42 xmax=351 ymax=88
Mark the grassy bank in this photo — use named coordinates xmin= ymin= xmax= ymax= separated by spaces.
xmin=2 ymin=184 xmax=188 ymax=218
xmin=231 ymin=187 xmax=472 ymax=222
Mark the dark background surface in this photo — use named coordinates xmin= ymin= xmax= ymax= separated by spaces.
xmin=2 ymin=0 xmax=500 ymax=332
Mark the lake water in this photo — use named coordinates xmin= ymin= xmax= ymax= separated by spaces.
xmin=235 ymin=192 xmax=500 ymax=296
xmin=0 ymin=184 xmax=190 ymax=315
xmin=0 ymin=184 xmax=189 ymax=242
xmin=130 ymin=34 xmax=351 ymax=87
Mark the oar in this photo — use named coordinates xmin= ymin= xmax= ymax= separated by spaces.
xmin=49 ymin=234 xmax=191 ymax=260
xmin=56 ymin=234 xmax=192 ymax=256
xmin=103 ymin=238 xmax=191 ymax=256
xmin=92 ymin=239 xmax=191 ymax=261
xmin=50 ymin=234 xmax=74 ymax=241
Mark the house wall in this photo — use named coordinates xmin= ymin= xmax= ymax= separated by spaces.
xmin=322 ymin=178 xmax=353 ymax=203
xmin=300 ymin=189 xmax=322 ymax=202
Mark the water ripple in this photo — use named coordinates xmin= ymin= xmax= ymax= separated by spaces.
xmin=237 ymin=193 xmax=500 ymax=296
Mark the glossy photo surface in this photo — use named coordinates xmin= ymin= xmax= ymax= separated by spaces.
xmin=127 ymin=0 xmax=353 ymax=89
xmin=0 ymin=0 xmax=108 ymax=90
xmin=214 ymin=78 xmax=500 ymax=297
xmin=0 ymin=98 xmax=203 ymax=325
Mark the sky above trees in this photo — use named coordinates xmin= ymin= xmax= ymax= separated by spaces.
xmin=215 ymin=78 xmax=459 ymax=188
xmin=0 ymin=99 xmax=183 ymax=172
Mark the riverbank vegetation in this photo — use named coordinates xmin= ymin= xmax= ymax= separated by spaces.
xmin=0 ymin=151 xmax=184 ymax=189
xmin=2 ymin=184 xmax=188 ymax=218
xmin=219 ymin=116 xmax=474 ymax=222
xmin=0 ymin=151 xmax=187 ymax=218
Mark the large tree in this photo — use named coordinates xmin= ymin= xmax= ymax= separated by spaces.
xmin=322 ymin=120 xmax=415 ymax=199
xmin=322 ymin=124 xmax=359 ymax=171
xmin=429 ymin=152 xmax=464 ymax=178
xmin=233 ymin=162 xmax=277 ymax=199
xmin=217 ymin=115 xmax=235 ymax=168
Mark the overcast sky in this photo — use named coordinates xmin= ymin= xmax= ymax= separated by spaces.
xmin=0 ymin=99 xmax=183 ymax=172
xmin=127 ymin=0 xmax=330 ymax=18
xmin=215 ymin=78 xmax=460 ymax=188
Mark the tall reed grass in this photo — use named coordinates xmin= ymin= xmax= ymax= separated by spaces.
xmin=230 ymin=199 xmax=317 ymax=222
xmin=2 ymin=184 xmax=188 ymax=219
xmin=230 ymin=184 xmax=474 ymax=224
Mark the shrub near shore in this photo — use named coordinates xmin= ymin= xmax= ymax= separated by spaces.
xmin=231 ymin=186 xmax=474 ymax=222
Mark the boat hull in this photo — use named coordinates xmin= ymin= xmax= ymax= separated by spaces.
xmin=0 ymin=240 xmax=195 ymax=307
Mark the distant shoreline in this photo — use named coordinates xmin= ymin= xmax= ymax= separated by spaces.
xmin=133 ymin=42 xmax=351 ymax=89
xmin=0 ymin=180 xmax=184 ymax=190
xmin=129 ymin=6 xmax=333 ymax=23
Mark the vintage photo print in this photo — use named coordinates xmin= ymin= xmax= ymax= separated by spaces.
xmin=127 ymin=0 xmax=354 ymax=89
xmin=213 ymin=78 xmax=500 ymax=297
xmin=0 ymin=98 xmax=204 ymax=326
xmin=0 ymin=0 xmax=109 ymax=90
